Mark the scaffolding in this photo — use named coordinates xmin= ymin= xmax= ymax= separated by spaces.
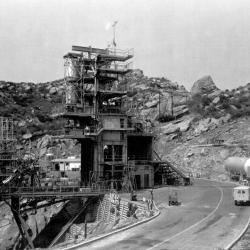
xmin=0 ymin=117 xmax=17 ymax=180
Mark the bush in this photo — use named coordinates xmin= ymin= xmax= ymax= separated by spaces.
xmin=110 ymin=206 xmax=115 ymax=214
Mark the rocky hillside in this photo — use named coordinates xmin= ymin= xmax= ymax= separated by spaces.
xmin=0 ymin=70 xmax=250 ymax=177
xmin=125 ymin=69 xmax=189 ymax=122
xmin=0 ymin=79 xmax=65 ymax=139
xmin=188 ymin=75 xmax=250 ymax=119
xmin=153 ymin=75 xmax=250 ymax=180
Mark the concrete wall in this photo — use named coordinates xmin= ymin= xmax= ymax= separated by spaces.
xmin=102 ymin=116 xmax=127 ymax=130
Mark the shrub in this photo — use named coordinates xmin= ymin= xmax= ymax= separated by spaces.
xmin=110 ymin=206 xmax=115 ymax=214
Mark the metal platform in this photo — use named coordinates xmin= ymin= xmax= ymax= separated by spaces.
xmin=1 ymin=186 xmax=109 ymax=200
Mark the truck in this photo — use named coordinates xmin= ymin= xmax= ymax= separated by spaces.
xmin=233 ymin=186 xmax=250 ymax=205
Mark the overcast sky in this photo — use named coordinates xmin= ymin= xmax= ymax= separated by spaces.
xmin=1 ymin=0 xmax=250 ymax=90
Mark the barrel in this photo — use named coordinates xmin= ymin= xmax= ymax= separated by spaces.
xmin=224 ymin=157 xmax=250 ymax=177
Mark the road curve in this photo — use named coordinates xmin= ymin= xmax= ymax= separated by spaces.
xmin=75 ymin=179 xmax=250 ymax=250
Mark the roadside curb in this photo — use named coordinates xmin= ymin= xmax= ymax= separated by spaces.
xmin=61 ymin=201 xmax=161 ymax=250
xmin=224 ymin=216 xmax=250 ymax=250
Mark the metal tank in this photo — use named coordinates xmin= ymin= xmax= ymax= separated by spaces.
xmin=64 ymin=55 xmax=81 ymax=81
xmin=65 ymin=84 xmax=77 ymax=105
xmin=225 ymin=157 xmax=250 ymax=177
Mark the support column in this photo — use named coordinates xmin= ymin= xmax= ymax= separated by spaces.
xmin=11 ymin=197 xmax=34 ymax=249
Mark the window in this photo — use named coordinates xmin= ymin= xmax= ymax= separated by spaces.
xmin=114 ymin=145 xmax=123 ymax=161
xmin=104 ymin=145 xmax=123 ymax=161
xmin=55 ymin=163 xmax=60 ymax=171
xmin=120 ymin=118 xmax=125 ymax=128
xmin=104 ymin=145 xmax=113 ymax=161
xmin=120 ymin=132 xmax=124 ymax=140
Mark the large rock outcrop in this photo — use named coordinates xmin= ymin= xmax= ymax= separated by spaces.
xmin=191 ymin=75 xmax=219 ymax=96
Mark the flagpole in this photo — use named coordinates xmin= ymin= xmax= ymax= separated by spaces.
xmin=112 ymin=21 xmax=118 ymax=69
xmin=112 ymin=21 xmax=118 ymax=53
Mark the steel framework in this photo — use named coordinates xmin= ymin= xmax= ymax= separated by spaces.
xmin=0 ymin=117 xmax=17 ymax=180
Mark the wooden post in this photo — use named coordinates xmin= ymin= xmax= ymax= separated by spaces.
xmin=84 ymin=219 xmax=87 ymax=239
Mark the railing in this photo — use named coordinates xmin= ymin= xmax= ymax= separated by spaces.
xmin=128 ymin=155 xmax=152 ymax=161
xmin=51 ymin=123 xmax=102 ymax=137
xmin=99 ymin=83 xmax=127 ymax=92
xmin=51 ymin=104 xmax=95 ymax=117
xmin=104 ymin=155 xmax=123 ymax=162
xmin=1 ymin=185 xmax=110 ymax=197
xmin=99 ymin=61 xmax=133 ymax=73
xmin=107 ymin=48 xmax=134 ymax=58
xmin=99 ymin=106 xmax=126 ymax=114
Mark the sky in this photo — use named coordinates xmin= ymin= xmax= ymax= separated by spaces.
xmin=1 ymin=0 xmax=250 ymax=90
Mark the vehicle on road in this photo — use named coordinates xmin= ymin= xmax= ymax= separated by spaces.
xmin=233 ymin=186 xmax=250 ymax=205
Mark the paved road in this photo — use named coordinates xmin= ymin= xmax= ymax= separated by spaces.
xmin=76 ymin=179 xmax=250 ymax=250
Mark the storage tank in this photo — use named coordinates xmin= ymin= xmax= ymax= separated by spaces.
xmin=64 ymin=55 xmax=81 ymax=81
xmin=65 ymin=84 xmax=77 ymax=105
xmin=225 ymin=157 xmax=250 ymax=177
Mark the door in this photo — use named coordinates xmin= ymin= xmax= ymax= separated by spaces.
xmin=144 ymin=174 xmax=149 ymax=188
xmin=135 ymin=175 xmax=141 ymax=189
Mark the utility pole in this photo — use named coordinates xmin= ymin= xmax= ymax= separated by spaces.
xmin=158 ymin=92 xmax=161 ymax=119
xmin=171 ymin=94 xmax=174 ymax=117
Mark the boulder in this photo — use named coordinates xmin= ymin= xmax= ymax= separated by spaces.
xmin=22 ymin=133 xmax=32 ymax=140
xmin=178 ymin=118 xmax=193 ymax=132
xmin=219 ymin=114 xmax=231 ymax=124
xmin=132 ymin=69 xmax=144 ymax=78
xmin=194 ymin=117 xmax=221 ymax=135
xmin=186 ymin=152 xmax=194 ymax=157
xmin=18 ymin=120 xmax=26 ymax=127
xmin=145 ymin=99 xmax=158 ymax=108
xmin=207 ymin=90 xmax=222 ymax=99
xmin=37 ymin=135 xmax=51 ymax=150
xmin=161 ymin=123 xmax=180 ymax=135
xmin=166 ymin=134 xmax=178 ymax=141
xmin=191 ymin=75 xmax=219 ymax=96
xmin=194 ymin=118 xmax=211 ymax=135
xmin=212 ymin=96 xmax=220 ymax=104
xmin=173 ymin=105 xmax=189 ymax=117
xmin=49 ymin=87 xmax=57 ymax=95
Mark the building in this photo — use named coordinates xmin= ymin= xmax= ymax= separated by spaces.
xmin=50 ymin=157 xmax=81 ymax=178
xmin=58 ymin=45 xmax=189 ymax=190
xmin=56 ymin=45 xmax=154 ymax=189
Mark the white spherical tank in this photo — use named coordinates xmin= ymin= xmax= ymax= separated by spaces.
xmin=225 ymin=157 xmax=250 ymax=177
